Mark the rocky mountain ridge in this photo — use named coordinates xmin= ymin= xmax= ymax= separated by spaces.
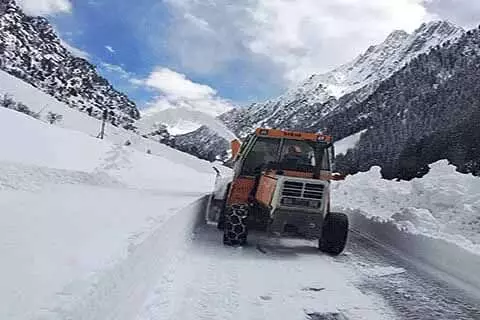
xmin=0 ymin=0 xmax=140 ymax=129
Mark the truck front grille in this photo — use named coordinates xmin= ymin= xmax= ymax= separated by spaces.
xmin=282 ymin=181 xmax=324 ymax=200
xmin=282 ymin=181 xmax=303 ymax=197
xmin=304 ymin=184 xmax=324 ymax=200
xmin=281 ymin=180 xmax=325 ymax=209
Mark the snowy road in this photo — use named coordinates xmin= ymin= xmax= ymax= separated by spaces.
xmin=131 ymin=198 xmax=480 ymax=320
xmin=136 ymin=223 xmax=396 ymax=320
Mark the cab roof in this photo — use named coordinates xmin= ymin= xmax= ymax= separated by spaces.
xmin=254 ymin=128 xmax=332 ymax=143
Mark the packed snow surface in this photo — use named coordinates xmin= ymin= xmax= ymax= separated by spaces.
xmin=135 ymin=229 xmax=397 ymax=320
xmin=333 ymin=160 xmax=480 ymax=254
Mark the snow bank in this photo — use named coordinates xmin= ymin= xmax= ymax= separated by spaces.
xmin=333 ymin=160 xmax=480 ymax=254
xmin=0 ymin=107 xmax=214 ymax=319
xmin=45 ymin=197 xmax=208 ymax=320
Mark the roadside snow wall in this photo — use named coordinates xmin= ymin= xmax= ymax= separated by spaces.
xmin=43 ymin=197 xmax=208 ymax=320
xmin=333 ymin=160 xmax=480 ymax=253
xmin=332 ymin=160 xmax=480 ymax=297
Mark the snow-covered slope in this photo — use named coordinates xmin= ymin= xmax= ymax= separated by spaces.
xmin=333 ymin=160 xmax=480 ymax=254
xmin=0 ymin=69 xmax=216 ymax=173
xmin=0 ymin=0 xmax=139 ymax=128
xmin=334 ymin=129 xmax=368 ymax=156
xmin=0 ymin=105 xmax=216 ymax=320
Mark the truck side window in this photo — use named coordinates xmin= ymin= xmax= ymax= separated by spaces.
xmin=237 ymin=134 xmax=252 ymax=156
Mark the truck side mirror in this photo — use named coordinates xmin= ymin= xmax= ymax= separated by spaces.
xmin=231 ymin=139 xmax=241 ymax=159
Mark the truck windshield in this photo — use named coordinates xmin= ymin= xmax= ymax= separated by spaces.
xmin=280 ymin=139 xmax=317 ymax=169
xmin=241 ymin=137 xmax=329 ymax=175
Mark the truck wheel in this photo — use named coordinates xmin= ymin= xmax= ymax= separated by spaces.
xmin=319 ymin=212 xmax=349 ymax=255
xmin=223 ymin=204 xmax=249 ymax=246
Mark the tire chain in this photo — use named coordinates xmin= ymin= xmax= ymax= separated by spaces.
xmin=223 ymin=204 xmax=249 ymax=246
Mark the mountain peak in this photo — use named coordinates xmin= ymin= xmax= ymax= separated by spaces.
xmin=415 ymin=20 xmax=464 ymax=37
xmin=384 ymin=30 xmax=409 ymax=44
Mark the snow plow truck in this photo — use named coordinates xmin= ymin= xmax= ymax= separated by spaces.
xmin=208 ymin=128 xmax=349 ymax=255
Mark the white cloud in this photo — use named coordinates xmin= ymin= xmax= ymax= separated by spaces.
xmin=163 ymin=0 xmax=432 ymax=85
xmin=17 ymin=0 xmax=72 ymax=16
xmin=246 ymin=0 xmax=429 ymax=82
xmin=136 ymin=68 xmax=235 ymax=137
xmin=143 ymin=68 xmax=216 ymax=101
xmin=160 ymin=1 xmax=249 ymax=75
xmin=105 ymin=45 xmax=116 ymax=53
xmin=101 ymin=63 xmax=132 ymax=79
xmin=60 ymin=39 xmax=90 ymax=59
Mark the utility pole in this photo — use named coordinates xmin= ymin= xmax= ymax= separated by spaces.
xmin=97 ymin=109 xmax=108 ymax=140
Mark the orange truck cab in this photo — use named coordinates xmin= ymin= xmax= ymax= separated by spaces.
xmin=210 ymin=128 xmax=349 ymax=255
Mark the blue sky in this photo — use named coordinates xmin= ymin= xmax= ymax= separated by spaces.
xmin=49 ymin=0 xmax=284 ymax=108
xmin=17 ymin=0 xmax=478 ymax=114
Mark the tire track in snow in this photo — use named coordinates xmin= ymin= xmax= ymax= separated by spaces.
xmin=335 ymin=231 xmax=480 ymax=320
xmin=137 ymin=226 xmax=398 ymax=320
xmin=139 ymin=220 xmax=480 ymax=320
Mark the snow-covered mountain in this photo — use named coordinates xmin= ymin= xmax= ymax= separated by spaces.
xmin=221 ymin=20 xmax=464 ymax=136
xmin=138 ymin=105 xmax=235 ymax=140
xmin=310 ymin=21 xmax=464 ymax=99
xmin=333 ymin=25 xmax=480 ymax=179
xmin=0 ymin=0 xmax=140 ymax=129
xmin=174 ymin=21 xmax=465 ymax=161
